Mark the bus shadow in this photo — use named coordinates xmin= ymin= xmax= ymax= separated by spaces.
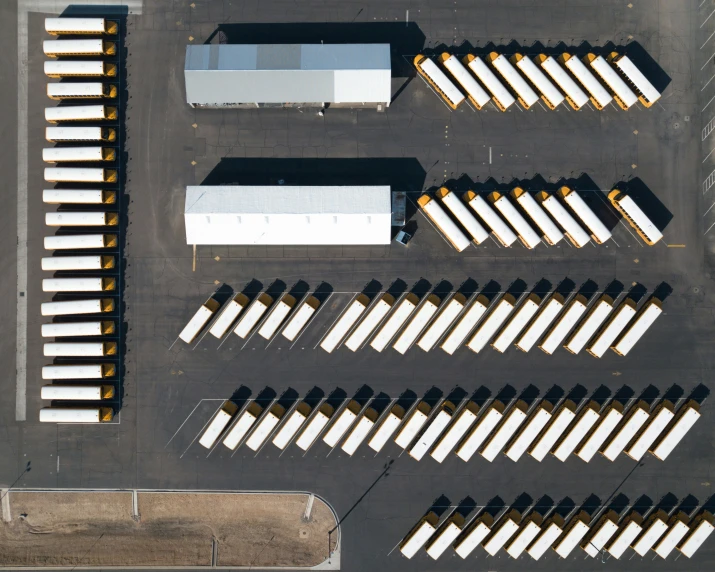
xmin=614 ymin=177 xmax=673 ymax=233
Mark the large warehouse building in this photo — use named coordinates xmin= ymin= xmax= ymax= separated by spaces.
xmin=184 ymin=186 xmax=393 ymax=245
xmin=184 ymin=44 xmax=391 ymax=109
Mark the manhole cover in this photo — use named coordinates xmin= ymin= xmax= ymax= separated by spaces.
xmin=694 ymin=287 xmax=700 ymax=293
xmin=299 ymin=529 xmax=309 ymax=539
xmin=674 ymin=122 xmax=680 ymax=129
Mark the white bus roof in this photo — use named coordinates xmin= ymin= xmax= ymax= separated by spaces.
xmin=179 ymin=304 xmax=216 ymax=343
xmin=539 ymin=296 xmax=588 ymax=354
xmin=492 ymin=296 xmax=540 ymax=352
xmin=418 ymin=295 xmax=465 ymax=352
xmin=399 ymin=520 xmax=436 ymax=559
xmin=44 ymin=60 xmax=106 ymax=77
xmin=613 ymin=55 xmax=661 ymax=103
xmin=483 ymin=516 xmax=520 ymax=556
xmin=540 ymin=194 xmax=589 ymax=247
xmin=409 ymin=408 xmax=452 ymax=461
xmin=439 ymin=190 xmax=489 ymax=244
xmin=41 ymin=255 xmax=105 ymax=271
xmin=209 ymin=296 xmax=247 ymax=339
xmin=47 ymin=83 xmax=107 ymax=98
xmin=612 ymin=300 xmax=662 ymax=356
xmin=588 ymin=302 xmax=637 ymax=358
xmin=505 ymin=406 xmax=552 ymax=462
xmin=529 ymin=406 xmax=576 ymax=461
xmin=514 ymin=55 xmax=564 ymax=108
xmin=41 ymin=385 xmax=106 ymax=400
xmin=45 ymin=104 xmax=107 ymax=122
xmin=44 ymin=234 xmax=108 ymax=250
xmin=538 ymin=55 xmax=589 ymax=108
xmin=513 ymin=191 xmax=563 ymax=245
xmin=222 ymin=408 xmax=260 ymax=450
xmin=42 ymin=321 xmax=107 ymax=337
xmin=39 ymin=408 xmax=106 ymax=423
xmin=560 ymin=189 xmax=612 ymax=243
xmin=426 ymin=521 xmax=462 ymax=560
xmin=607 ymin=520 xmax=643 ymax=559
xmin=321 ymin=296 xmax=368 ymax=352
xmin=44 ymin=167 xmax=107 ymax=183
xmin=281 ymin=300 xmax=317 ymax=342
xmin=46 ymin=127 xmax=105 ymax=141
xmin=41 ymin=299 xmax=106 ymax=316
xmin=295 ymin=409 xmax=332 ymax=451
xmin=467 ymin=297 xmax=515 ymax=353
xmin=42 ymin=364 xmax=106 ymax=380
xmin=588 ymin=55 xmax=638 ymax=108
xmin=442 ymin=55 xmax=490 ymax=107
xmin=44 ymin=39 xmax=105 ymax=55
xmin=576 ymin=407 xmax=623 ymax=462
xmin=43 ymin=189 xmax=106 ymax=204
xmin=441 ymin=296 xmax=488 ymax=355
xmin=602 ymin=404 xmax=650 ymax=461
xmin=481 ymin=406 xmax=527 ymax=462
xmin=454 ymin=519 xmax=491 ymax=558
xmin=341 ymin=414 xmax=375 ymax=456
xmin=198 ymin=408 xmax=234 ymax=448
xmin=323 ymin=406 xmax=359 ymax=447
xmin=233 ymin=295 xmax=272 ymax=339
xmin=466 ymin=56 xmax=516 ymax=109
xmin=506 ymin=521 xmax=542 ymax=559
xmin=554 ymin=406 xmax=600 ymax=461
xmin=371 ymin=295 xmax=418 ymax=352
xmin=491 ymin=195 xmax=541 ymax=248
xmin=45 ymin=17 xmax=109 ymax=33
xmin=465 ymin=193 xmax=518 ymax=246
xmin=490 ymin=54 xmax=539 ymax=107
xmin=652 ymin=405 xmax=701 ymax=461
xmin=368 ymin=409 xmax=403 ymax=452
xmin=456 ymin=407 xmax=503 ymax=462
xmin=678 ymin=519 xmax=714 ymax=558
xmin=527 ymin=521 xmax=563 ymax=560
xmin=563 ymin=55 xmax=613 ymax=108
xmin=420 ymin=196 xmax=470 ymax=251
xmin=431 ymin=403 xmax=479 ymax=463
xmin=345 ymin=296 xmax=393 ymax=351
xmin=273 ymin=407 xmax=309 ymax=450
xmin=245 ymin=409 xmax=282 ymax=451
xmin=565 ymin=298 xmax=614 ymax=354
xmin=655 ymin=521 xmax=690 ymax=558
xmin=516 ymin=296 xmax=564 ymax=352
xmin=43 ymin=147 xmax=106 ymax=162
xmin=258 ymin=298 xmax=294 ymax=339
xmin=633 ymin=517 xmax=669 ymax=556
xmin=555 ymin=520 xmax=590 ymax=558
xmin=613 ymin=194 xmax=663 ymax=244
xmin=393 ymin=297 xmax=440 ymax=354
xmin=583 ymin=518 xmax=619 ymax=557
xmin=418 ymin=57 xmax=465 ymax=107
xmin=626 ymin=405 xmax=674 ymax=460
xmin=45 ymin=212 xmax=109 ymax=227
xmin=42 ymin=278 xmax=107 ymax=292
xmin=394 ymin=406 xmax=430 ymax=449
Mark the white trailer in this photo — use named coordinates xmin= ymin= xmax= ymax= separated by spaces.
xmin=417 ymin=293 xmax=466 ymax=352
xmin=535 ymin=54 xmax=589 ymax=110
xmin=43 ymin=39 xmax=115 ymax=57
xmin=537 ymin=191 xmax=590 ymax=247
xmin=46 ymin=211 xmax=118 ymax=226
xmin=587 ymin=298 xmax=637 ymax=358
xmin=678 ymin=514 xmax=715 ymax=558
xmin=272 ymin=402 xmax=311 ymax=450
xmin=608 ymin=53 xmax=661 ymax=106
xmin=368 ymin=404 xmax=405 ymax=453
xmin=463 ymin=54 xmax=516 ymax=111
xmin=41 ymin=255 xmax=114 ymax=271
xmin=46 ymin=126 xmax=116 ymax=142
xmin=529 ymin=400 xmax=577 ymax=462
xmin=654 ymin=517 xmax=690 ymax=559
xmin=539 ymin=294 xmax=588 ymax=355
xmin=516 ymin=294 xmax=565 ymax=352
xmin=417 ymin=194 xmax=470 ymax=252
xmin=45 ymin=167 xmax=117 ymax=183
xmin=393 ymin=294 xmax=441 ymax=354
xmin=399 ymin=512 xmax=438 ymax=559
xmin=344 ymin=293 xmax=394 ymax=351
xmin=582 ymin=512 xmax=620 ymax=558
xmin=42 ymin=321 xmax=114 ymax=338
xmin=45 ymin=17 xmax=118 ymax=35
xmin=632 ymin=511 xmax=669 ymax=557
xmin=481 ymin=401 xmax=528 ymax=462
xmin=487 ymin=53 xmax=539 ymax=108
xmin=258 ymin=294 xmax=296 ymax=339
xmin=584 ymin=54 xmax=638 ymax=110
xmin=40 ymin=407 xmax=113 ymax=423
xmin=409 ymin=401 xmax=455 ymax=461
xmin=483 ymin=511 xmax=521 ymax=556
xmin=179 ymin=298 xmax=221 ymax=344
xmin=511 ymin=53 xmax=564 ymax=109
xmin=320 ymin=294 xmax=369 ymax=352
xmin=245 ymin=404 xmax=286 ymax=451
xmin=43 ymin=146 xmax=115 ymax=163
xmin=554 ymin=513 xmax=591 ymax=558
xmin=43 ymin=278 xmax=115 ymax=292
xmin=341 ymin=407 xmax=379 ymax=456
xmin=394 ymin=402 xmax=432 ymax=449
xmin=222 ymin=402 xmax=263 ymax=451
xmin=42 ymin=364 xmax=114 ymax=380
xmin=41 ymin=298 xmax=114 ymax=316
xmin=601 ymin=401 xmax=650 ymax=461
xmin=607 ymin=519 xmax=643 ymax=559
xmin=463 ymin=191 xmax=518 ymax=247
xmin=553 ymin=401 xmax=600 ymax=461
xmin=41 ymin=384 xmax=115 ymax=400
xmin=612 ymin=298 xmax=663 ymax=356
xmin=456 ymin=401 xmax=505 ymax=462
xmin=209 ymin=293 xmax=249 ymax=339
xmin=281 ymin=296 xmax=320 ymax=342
xmin=425 ymin=513 xmax=465 ymax=560
xmin=435 ymin=187 xmax=489 ymax=244
xmin=511 ymin=188 xmax=563 ymax=245
xmin=370 ymin=293 xmax=419 ymax=352
xmin=198 ymin=401 xmax=238 ymax=448
xmin=505 ymin=402 xmax=553 ymax=462
xmin=491 ymin=293 xmax=541 ymax=353
xmin=45 ymin=234 xmax=117 ymax=250
xmin=454 ymin=513 xmax=494 ymax=558
xmin=488 ymin=192 xmax=541 ymax=249
xmin=651 ymin=401 xmax=701 ymax=461
xmin=431 ymin=401 xmax=480 ymax=463
xmin=466 ymin=294 xmax=516 ymax=354
xmin=47 ymin=82 xmax=117 ymax=100
xmin=440 ymin=53 xmax=491 ymax=109
xmin=441 ymin=294 xmax=489 ymax=355
xmin=44 ymin=341 xmax=116 ymax=358
xmin=558 ymin=186 xmax=612 ymax=243
xmin=625 ymin=401 xmax=675 ymax=461
xmin=234 ymin=293 xmax=274 ymax=339
xmin=44 ymin=61 xmax=116 ymax=78
xmin=323 ymin=400 xmax=361 ymax=448
xmin=560 ymin=53 xmax=612 ymax=110
xmin=413 ymin=55 xmax=465 ymax=110
xmin=295 ymin=404 xmax=334 ymax=451
xmin=527 ymin=518 xmax=564 ymax=560
xmin=608 ymin=189 xmax=663 ymax=245
xmin=43 ymin=189 xmax=115 ymax=204
xmin=576 ymin=404 xmax=624 ymax=462
xmin=506 ymin=519 xmax=542 ymax=559
xmin=564 ymin=295 xmax=614 ymax=355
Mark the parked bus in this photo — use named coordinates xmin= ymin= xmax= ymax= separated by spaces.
xmin=42 ymin=277 xmax=116 ymax=292
xmin=417 ymin=194 xmax=470 ymax=252
xmin=527 ymin=515 xmax=565 ymax=560
xmin=608 ymin=189 xmax=663 ymax=245
xmin=607 ymin=515 xmax=643 ymax=559
xmin=198 ymin=401 xmax=238 ymax=448
xmin=651 ymin=401 xmax=701 ymax=461
xmin=587 ymin=298 xmax=637 ymax=358
xmin=42 ymin=320 xmax=114 ymax=338
xmin=436 ymin=187 xmax=489 ymax=245
xmin=506 ymin=515 xmax=542 ymax=559
xmin=441 ymin=294 xmax=490 ymax=355
xmin=487 ymin=191 xmax=541 ymax=249
xmin=45 ymin=167 xmax=117 ymax=183
xmin=409 ymin=401 xmax=455 ymax=461
xmin=320 ymin=294 xmax=369 ymax=352
xmin=45 ymin=234 xmax=117 ymax=250
xmin=47 ymin=82 xmax=117 ymax=100
xmin=481 ymin=400 xmax=528 ymax=462
xmin=42 ymin=363 xmax=115 ymax=380
xmin=535 ymin=54 xmax=589 ymax=110
xmin=281 ymin=295 xmax=320 ymax=342
xmin=394 ymin=402 xmax=432 ymax=449
xmin=43 ymin=146 xmax=115 ymax=163
xmin=510 ymin=188 xmax=563 ymax=245
xmin=536 ymin=191 xmax=590 ymax=247
xmin=516 ymin=293 xmax=565 ymax=353
xmin=323 ymin=400 xmax=361 ymax=448
xmin=393 ymin=294 xmax=441 ymax=354
xmin=654 ymin=514 xmax=690 ymax=559
xmin=463 ymin=54 xmax=516 ymax=111
xmin=45 ymin=104 xmax=118 ymax=122
xmin=44 ymin=341 xmax=117 ymax=357
xmin=678 ymin=512 xmax=715 ymax=558
xmin=222 ymin=402 xmax=263 ymax=451
xmin=41 ymin=255 xmax=115 ymax=271
xmin=492 ymin=293 xmax=541 ymax=353
xmin=559 ymin=53 xmax=612 ymax=109
xmin=467 ymin=294 xmax=516 ymax=354
xmin=582 ymin=511 xmax=620 ymax=558
xmin=612 ymin=297 xmax=662 ymax=356
xmin=483 ymin=510 xmax=521 ymax=556
xmin=417 ymin=293 xmax=466 ymax=352
xmin=439 ymin=53 xmax=491 ymax=109
xmin=487 ymin=53 xmax=539 ymax=109
xmin=601 ymin=400 xmax=650 ymax=461
xmin=413 ymin=55 xmax=465 ymax=110
xmin=345 ymin=293 xmax=394 ymax=351
xmin=539 ymin=294 xmax=588 ymax=355
xmin=46 ymin=127 xmax=116 ymax=142
xmin=462 ymin=190 xmax=517 ymax=246
xmin=584 ymin=53 xmax=638 ymax=110
xmin=258 ymin=294 xmax=296 ymax=339
xmin=554 ymin=512 xmax=591 ymax=558
xmin=632 ymin=510 xmax=669 ymax=557
xmin=431 ymin=400 xmax=480 ymax=463
xmin=208 ymin=293 xmax=249 ymax=339
xmin=564 ymin=295 xmax=614 ymax=355
xmin=179 ymin=297 xmax=221 ymax=344
xmin=40 ymin=407 xmax=113 ymax=423
xmin=43 ymin=189 xmax=116 ymax=204
xmin=426 ymin=513 xmax=465 ymax=560
xmin=557 ymin=186 xmax=612 ymax=244
xmin=528 ymin=400 xmax=578 ymax=462
xmin=454 ymin=513 xmax=494 ymax=558
xmin=553 ymin=401 xmax=600 ymax=461
xmin=45 ymin=17 xmax=118 ymax=35
xmin=505 ymin=402 xmax=553 ymax=462
xmin=233 ymin=292 xmax=274 ymax=339
xmin=44 ymin=39 xmax=116 ymax=57
xmin=399 ymin=511 xmax=439 ymax=559
xmin=272 ymin=402 xmax=312 ymax=450
xmin=46 ymin=211 xmax=118 ymax=227
xmin=368 ymin=404 xmax=406 ymax=453
xmin=370 ymin=293 xmax=419 ymax=352
xmin=44 ymin=61 xmax=117 ymax=78
xmin=576 ymin=403 xmax=624 ymax=462
xmin=341 ymin=406 xmax=379 ymax=456
xmin=41 ymin=384 xmax=114 ymax=401
xmin=295 ymin=403 xmax=334 ymax=451
xmin=625 ymin=400 xmax=675 ymax=461
xmin=245 ymin=403 xmax=286 ymax=451
xmin=41 ymin=298 xmax=114 ymax=316
xmin=608 ymin=52 xmax=661 ymax=107
xmin=511 ymin=53 xmax=564 ymax=109
xmin=456 ymin=400 xmax=505 ymax=462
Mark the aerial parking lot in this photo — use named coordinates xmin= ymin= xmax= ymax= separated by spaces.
xmin=1 ymin=0 xmax=715 ymax=569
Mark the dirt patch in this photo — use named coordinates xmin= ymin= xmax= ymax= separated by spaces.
xmin=0 ymin=491 xmax=337 ymax=568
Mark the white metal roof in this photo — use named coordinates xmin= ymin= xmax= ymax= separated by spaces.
xmin=184 ymin=185 xmax=391 ymax=245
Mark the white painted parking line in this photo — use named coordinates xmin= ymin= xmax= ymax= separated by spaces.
xmin=702 ymin=75 xmax=715 ymax=92
xmin=704 ymin=148 xmax=715 ymax=163
xmin=701 ymin=0 xmax=709 ymax=9
xmin=703 ymin=94 xmax=715 ymax=113
xmin=704 ymin=169 xmax=715 ymax=193
xmin=705 ymin=221 xmax=715 ymax=236
xmin=702 ymin=8 xmax=715 ymax=28
xmin=701 ymin=53 xmax=715 ymax=70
